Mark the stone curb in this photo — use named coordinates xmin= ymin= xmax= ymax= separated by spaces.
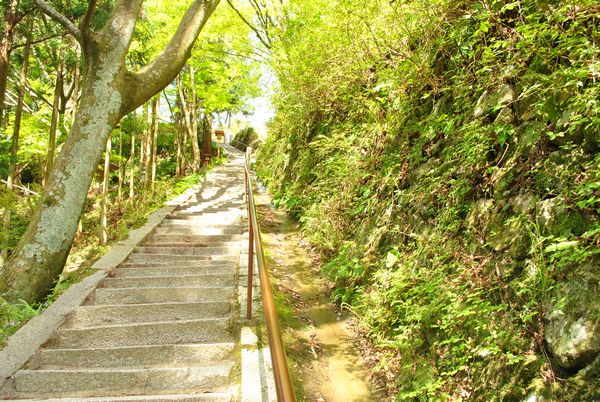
xmin=0 ymin=181 xmax=204 ymax=390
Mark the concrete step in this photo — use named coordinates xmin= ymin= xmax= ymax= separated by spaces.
xmin=159 ymin=222 xmax=241 ymax=229
xmin=126 ymin=254 xmax=238 ymax=264
xmin=147 ymin=234 xmax=242 ymax=244
xmin=58 ymin=318 xmax=231 ymax=348
xmin=141 ymin=241 xmax=240 ymax=248
xmin=166 ymin=213 xmax=242 ymax=219
xmin=100 ymin=275 xmax=235 ymax=289
xmin=31 ymin=343 xmax=235 ymax=369
xmin=134 ymin=246 xmax=239 ymax=256
xmin=175 ymin=207 xmax=244 ymax=215
xmin=170 ymin=211 xmax=243 ymax=218
xmin=113 ymin=266 xmax=236 ymax=277
xmin=153 ymin=227 xmax=241 ymax=236
xmin=65 ymin=302 xmax=231 ymax=327
xmin=117 ymin=260 xmax=237 ymax=269
xmin=2 ymin=394 xmax=233 ymax=402
xmin=95 ymin=286 xmax=233 ymax=305
xmin=14 ymin=363 xmax=233 ymax=395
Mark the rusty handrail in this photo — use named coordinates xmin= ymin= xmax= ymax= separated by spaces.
xmin=244 ymin=147 xmax=297 ymax=402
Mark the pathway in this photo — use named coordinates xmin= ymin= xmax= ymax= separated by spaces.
xmin=1 ymin=151 xmax=250 ymax=401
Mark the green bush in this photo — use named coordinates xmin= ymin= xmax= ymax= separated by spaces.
xmin=232 ymin=127 xmax=259 ymax=151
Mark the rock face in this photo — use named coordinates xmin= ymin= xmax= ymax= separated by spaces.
xmin=473 ymin=84 xmax=515 ymax=119
xmin=537 ymin=197 xmax=589 ymax=237
xmin=545 ymin=263 xmax=600 ymax=371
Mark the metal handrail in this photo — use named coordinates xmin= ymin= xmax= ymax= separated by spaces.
xmin=244 ymin=147 xmax=297 ymax=402
xmin=231 ymin=138 xmax=251 ymax=148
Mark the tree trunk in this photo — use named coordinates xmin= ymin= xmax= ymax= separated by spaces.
xmin=62 ymin=44 xmax=81 ymax=135
xmin=44 ymin=55 xmax=64 ymax=187
xmin=117 ymin=125 xmax=123 ymax=202
xmin=0 ymin=0 xmax=19 ymax=128
xmin=151 ymin=96 xmax=159 ymax=186
xmin=182 ymin=126 xmax=190 ymax=174
xmin=201 ymin=112 xmax=213 ymax=166
xmin=0 ymin=58 xmax=122 ymax=302
xmin=178 ymin=72 xmax=201 ymax=172
xmin=2 ymin=17 xmax=31 ymax=262
xmin=129 ymin=131 xmax=135 ymax=202
xmin=140 ymin=103 xmax=149 ymax=189
xmin=100 ymin=135 xmax=111 ymax=245
xmin=175 ymin=128 xmax=182 ymax=177
xmin=0 ymin=0 xmax=221 ymax=303
xmin=144 ymin=102 xmax=153 ymax=191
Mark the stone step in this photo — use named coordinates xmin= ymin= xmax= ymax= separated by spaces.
xmin=153 ymin=227 xmax=242 ymax=235
xmin=14 ymin=363 xmax=233 ymax=395
xmin=159 ymin=222 xmax=241 ymax=229
xmin=170 ymin=210 xmax=243 ymax=217
xmin=65 ymin=302 xmax=231 ymax=327
xmin=167 ymin=211 xmax=243 ymax=218
xmin=113 ymin=266 xmax=236 ymax=277
xmin=31 ymin=343 xmax=235 ymax=369
xmin=95 ymin=286 xmax=233 ymax=305
xmin=117 ymin=260 xmax=237 ymax=269
xmin=134 ymin=246 xmax=239 ymax=256
xmin=126 ymin=254 xmax=238 ymax=264
xmin=100 ymin=275 xmax=235 ymax=289
xmin=147 ymin=234 xmax=242 ymax=244
xmin=58 ymin=318 xmax=231 ymax=348
xmin=2 ymin=394 xmax=232 ymax=402
xmin=175 ymin=207 xmax=244 ymax=215
xmin=141 ymin=241 xmax=239 ymax=248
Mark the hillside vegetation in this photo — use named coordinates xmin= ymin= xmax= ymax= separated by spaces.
xmin=258 ymin=0 xmax=599 ymax=399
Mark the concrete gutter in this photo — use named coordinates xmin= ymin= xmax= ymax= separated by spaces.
xmin=0 ymin=181 xmax=204 ymax=390
xmin=235 ymin=147 xmax=276 ymax=402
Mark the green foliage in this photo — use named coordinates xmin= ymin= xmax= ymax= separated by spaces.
xmin=232 ymin=126 xmax=259 ymax=151
xmin=258 ymin=0 xmax=599 ymax=399
xmin=0 ymin=298 xmax=39 ymax=347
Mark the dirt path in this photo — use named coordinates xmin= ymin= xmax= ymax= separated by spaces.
xmin=256 ymin=191 xmax=377 ymax=402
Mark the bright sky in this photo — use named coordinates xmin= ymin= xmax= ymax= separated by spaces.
xmin=232 ymin=63 xmax=276 ymax=138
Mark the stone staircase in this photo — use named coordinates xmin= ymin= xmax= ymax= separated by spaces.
xmin=1 ymin=154 xmax=248 ymax=401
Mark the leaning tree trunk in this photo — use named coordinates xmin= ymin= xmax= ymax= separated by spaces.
xmin=0 ymin=55 xmax=123 ymax=302
xmin=0 ymin=0 xmax=221 ymax=304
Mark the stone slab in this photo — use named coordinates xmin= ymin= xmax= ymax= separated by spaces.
xmin=57 ymin=318 xmax=232 ymax=348
xmin=14 ymin=364 xmax=232 ymax=394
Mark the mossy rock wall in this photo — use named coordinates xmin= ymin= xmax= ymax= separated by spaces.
xmin=259 ymin=0 xmax=600 ymax=399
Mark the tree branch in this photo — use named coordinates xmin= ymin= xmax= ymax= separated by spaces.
xmin=80 ymin=0 xmax=98 ymax=40
xmin=34 ymin=0 xmax=81 ymax=42
xmin=123 ymin=0 xmax=221 ymax=115
xmin=226 ymin=0 xmax=271 ymax=49
xmin=10 ymin=32 xmax=68 ymax=51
